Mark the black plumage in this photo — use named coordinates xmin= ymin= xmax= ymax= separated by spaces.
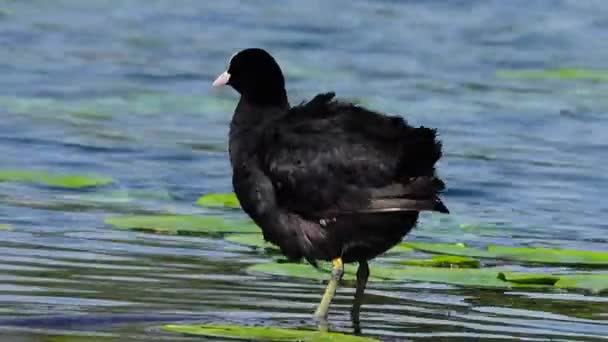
xmin=213 ymin=48 xmax=448 ymax=329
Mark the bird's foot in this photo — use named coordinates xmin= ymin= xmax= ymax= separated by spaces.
xmin=313 ymin=314 xmax=329 ymax=332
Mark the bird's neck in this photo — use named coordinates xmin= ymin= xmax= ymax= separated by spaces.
xmin=230 ymin=96 xmax=289 ymax=130
xmin=228 ymin=96 xmax=289 ymax=165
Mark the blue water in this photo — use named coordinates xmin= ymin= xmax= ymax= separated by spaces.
xmin=0 ymin=0 xmax=607 ymax=340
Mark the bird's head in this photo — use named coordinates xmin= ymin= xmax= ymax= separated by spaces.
xmin=213 ymin=48 xmax=287 ymax=106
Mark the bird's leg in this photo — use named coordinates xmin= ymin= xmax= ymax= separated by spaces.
xmin=351 ymin=260 xmax=369 ymax=334
xmin=314 ymin=257 xmax=344 ymax=329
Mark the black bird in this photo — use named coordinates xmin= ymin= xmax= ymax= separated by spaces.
xmin=213 ymin=48 xmax=449 ymax=328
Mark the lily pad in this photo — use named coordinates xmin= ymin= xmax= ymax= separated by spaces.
xmin=487 ymin=246 xmax=608 ymax=267
xmin=105 ymin=215 xmax=259 ymax=235
xmin=248 ymin=262 xmax=360 ymax=282
xmin=401 ymin=242 xmax=608 ymax=267
xmin=0 ymin=170 xmax=112 ymax=188
xmin=554 ymin=274 xmax=608 ymax=294
xmin=248 ymin=262 xmax=511 ymax=288
xmin=370 ymin=266 xmax=517 ymax=289
xmin=397 ymin=255 xmax=480 ymax=268
xmin=497 ymin=68 xmax=608 ymax=82
xmin=0 ymin=224 xmax=12 ymax=231
xmin=497 ymin=272 xmax=560 ymax=286
xmin=197 ymin=192 xmax=240 ymax=208
xmin=400 ymin=242 xmax=496 ymax=258
xmin=46 ymin=336 xmax=115 ymax=342
xmin=248 ymin=262 xmax=608 ymax=292
xmin=499 ymin=272 xmax=608 ymax=293
xmin=387 ymin=244 xmax=414 ymax=254
xmin=225 ymin=233 xmax=278 ymax=250
xmin=161 ymin=324 xmax=379 ymax=341
xmin=247 ymin=262 xmax=500 ymax=286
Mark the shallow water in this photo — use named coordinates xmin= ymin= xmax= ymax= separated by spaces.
xmin=0 ymin=0 xmax=607 ymax=341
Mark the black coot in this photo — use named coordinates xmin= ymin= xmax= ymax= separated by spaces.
xmin=213 ymin=48 xmax=449 ymax=328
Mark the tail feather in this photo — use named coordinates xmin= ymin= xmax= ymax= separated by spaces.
xmin=399 ymin=126 xmax=443 ymax=176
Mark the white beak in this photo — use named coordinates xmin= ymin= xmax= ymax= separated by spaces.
xmin=212 ymin=71 xmax=231 ymax=87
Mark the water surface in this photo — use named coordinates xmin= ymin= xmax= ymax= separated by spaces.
xmin=0 ymin=0 xmax=607 ymax=341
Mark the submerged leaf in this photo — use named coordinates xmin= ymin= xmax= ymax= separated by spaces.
xmin=105 ymin=215 xmax=259 ymax=234
xmin=225 ymin=233 xmax=278 ymax=250
xmin=387 ymin=244 xmax=414 ymax=254
xmin=162 ymin=324 xmax=379 ymax=341
xmin=46 ymin=336 xmax=115 ymax=342
xmin=371 ymin=266 xmax=515 ymax=289
xmin=248 ymin=262 xmax=360 ymax=282
xmin=497 ymin=68 xmax=608 ymax=82
xmin=487 ymin=245 xmax=608 ymax=267
xmin=196 ymin=192 xmax=240 ymax=208
xmin=402 ymin=242 xmax=608 ymax=267
xmin=497 ymin=272 xmax=560 ymax=286
xmin=397 ymin=255 xmax=480 ymax=268
xmin=0 ymin=170 xmax=112 ymax=188
xmin=249 ymin=262 xmax=608 ymax=293
xmin=400 ymin=242 xmax=496 ymax=258
xmin=554 ymin=274 xmax=608 ymax=294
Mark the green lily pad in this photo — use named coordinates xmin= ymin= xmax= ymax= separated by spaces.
xmin=161 ymin=324 xmax=379 ymax=341
xmin=248 ymin=262 xmax=501 ymax=286
xmin=497 ymin=272 xmax=560 ymax=286
xmin=105 ymin=215 xmax=259 ymax=235
xmin=400 ymin=242 xmax=497 ymax=258
xmin=371 ymin=266 xmax=516 ymax=288
xmin=248 ymin=262 xmax=511 ymax=288
xmin=487 ymin=246 xmax=608 ymax=267
xmin=46 ymin=336 xmax=115 ymax=342
xmin=0 ymin=224 xmax=12 ymax=231
xmin=499 ymin=272 xmax=608 ymax=293
xmin=554 ymin=274 xmax=608 ymax=294
xmin=0 ymin=170 xmax=112 ymax=188
xmin=497 ymin=68 xmax=608 ymax=82
xmin=401 ymin=242 xmax=608 ymax=267
xmin=248 ymin=262 xmax=608 ymax=292
xmin=225 ymin=233 xmax=278 ymax=250
xmin=387 ymin=244 xmax=414 ymax=254
xmin=248 ymin=262 xmax=361 ymax=282
xmin=397 ymin=255 xmax=480 ymax=268
xmin=197 ymin=192 xmax=240 ymax=208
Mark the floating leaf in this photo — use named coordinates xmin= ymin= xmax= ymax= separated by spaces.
xmin=497 ymin=272 xmax=560 ymax=286
xmin=46 ymin=336 xmax=115 ymax=342
xmin=248 ymin=262 xmax=361 ymax=282
xmin=248 ymin=262 xmax=608 ymax=292
xmin=197 ymin=193 xmax=240 ymax=208
xmin=248 ymin=262 xmax=501 ymax=286
xmin=161 ymin=324 xmax=379 ymax=341
xmin=371 ymin=266 xmax=516 ymax=289
xmin=0 ymin=224 xmax=12 ymax=231
xmin=387 ymin=244 xmax=414 ymax=254
xmin=249 ymin=263 xmax=549 ymax=289
xmin=402 ymin=242 xmax=608 ymax=267
xmin=0 ymin=170 xmax=112 ymax=189
xmin=497 ymin=68 xmax=608 ymax=82
xmin=225 ymin=233 xmax=278 ymax=250
xmin=487 ymin=246 xmax=608 ymax=267
xmin=105 ymin=215 xmax=259 ymax=234
xmin=400 ymin=242 xmax=496 ymax=258
xmin=397 ymin=255 xmax=480 ymax=268
xmin=554 ymin=274 xmax=608 ymax=294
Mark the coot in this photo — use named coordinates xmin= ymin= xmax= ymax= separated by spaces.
xmin=213 ymin=48 xmax=449 ymax=328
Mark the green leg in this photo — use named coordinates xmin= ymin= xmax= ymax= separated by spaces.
xmin=351 ymin=260 xmax=369 ymax=333
xmin=314 ymin=257 xmax=344 ymax=329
